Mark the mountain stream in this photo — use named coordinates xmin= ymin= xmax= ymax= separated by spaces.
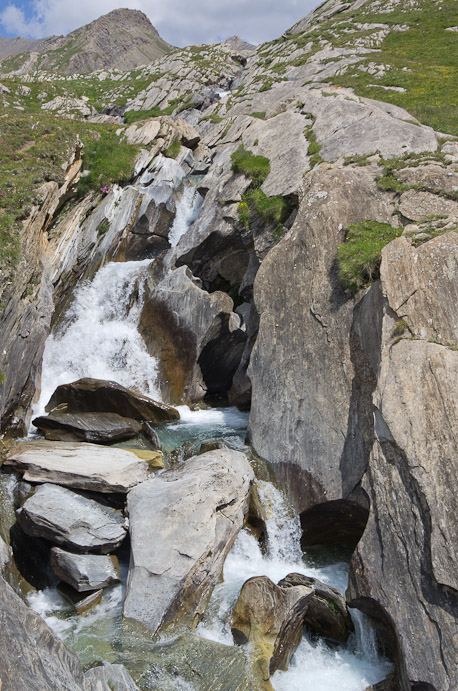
xmin=4 ymin=181 xmax=392 ymax=689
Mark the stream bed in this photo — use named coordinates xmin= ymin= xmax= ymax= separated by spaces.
xmin=3 ymin=184 xmax=393 ymax=689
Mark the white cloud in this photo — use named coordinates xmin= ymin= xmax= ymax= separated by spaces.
xmin=0 ymin=0 xmax=319 ymax=45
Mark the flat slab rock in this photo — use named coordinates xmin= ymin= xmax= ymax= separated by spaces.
xmin=5 ymin=440 xmax=150 ymax=493
xmin=32 ymin=411 xmax=142 ymax=444
xmin=57 ymin=581 xmax=103 ymax=615
xmin=50 ymin=547 xmax=121 ymax=591
xmin=45 ymin=378 xmax=179 ymax=423
xmin=17 ymin=483 xmax=127 ymax=553
xmin=123 ymin=449 xmax=254 ymax=633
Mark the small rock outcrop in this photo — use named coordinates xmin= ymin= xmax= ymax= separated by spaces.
xmin=85 ymin=662 xmax=140 ymax=691
xmin=123 ymin=449 xmax=254 ymax=633
xmin=45 ymin=378 xmax=179 ymax=423
xmin=50 ymin=548 xmax=121 ymax=591
xmin=5 ymin=440 xmax=150 ymax=493
xmin=17 ymin=483 xmax=127 ymax=553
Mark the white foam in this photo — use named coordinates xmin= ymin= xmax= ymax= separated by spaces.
xmin=32 ymin=259 xmax=159 ymax=420
xmin=175 ymin=405 xmax=249 ymax=429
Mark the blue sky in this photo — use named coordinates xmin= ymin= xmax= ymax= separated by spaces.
xmin=0 ymin=0 xmax=320 ymax=46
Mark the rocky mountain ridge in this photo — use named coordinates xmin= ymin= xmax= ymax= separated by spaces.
xmin=0 ymin=9 xmax=174 ymax=74
xmin=0 ymin=0 xmax=457 ymax=689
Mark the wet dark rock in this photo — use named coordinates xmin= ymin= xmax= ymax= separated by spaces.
xmin=5 ymin=440 xmax=150 ymax=493
xmin=45 ymin=378 xmax=179 ymax=423
xmin=32 ymin=411 xmax=141 ymax=444
xmin=56 ymin=581 xmax=103 ymax=615
xmin=50 ymin=547 xmax=121 ymax=591
xmin=0 ymin=574 xmax=85 ymax=690
xmin=17 ymin=483 xmax=127 ymax=553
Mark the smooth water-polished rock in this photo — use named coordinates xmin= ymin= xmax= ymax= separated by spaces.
xmin=85 ymin=662 xmax=140 ymax=691
xmin=147 ymin=634 xmax=253 ymax=691
xmin=0 ymin=574 xmax=85 ymax=690
xmin=231 ymin=573 xmax=353 ymax=680
xmin=5 ymin=440 xmax=150 ymax=493
xmin=50 ymin=548 xmax=121 ymax=591
xmin=123 ymin=449 xmax=254 ymax=633
xmin=17 ymin=483 xmax=127 ymax=553
xmin=45 ymin=378 xmax=179 ymax=422
xmin=32 ymin=412 xmax=142 ymax=443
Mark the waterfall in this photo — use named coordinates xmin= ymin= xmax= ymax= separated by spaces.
xmin=168 ymin=182 xmax=203 ymax=248
xmin=33 ymin=259 xmax=158 ymax=418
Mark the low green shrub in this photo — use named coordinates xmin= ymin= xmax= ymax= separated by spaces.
xmin=337 ymin=220 xmax=402 ymax=291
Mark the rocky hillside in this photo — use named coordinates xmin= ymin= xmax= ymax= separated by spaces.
xmin=0 ymin=1 xmax=457 ymax=690
xmin=0 ymin=9 xmax=173 ymax=74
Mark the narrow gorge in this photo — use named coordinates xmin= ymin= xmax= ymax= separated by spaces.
xmin=0 ymin=1 xmax=457 ymax=689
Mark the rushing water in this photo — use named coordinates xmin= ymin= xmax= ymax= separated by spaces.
xmin=32 ymin=259 xmax=158 ymax=420
xmin=19 ymin=175 xmax=394 ymax=689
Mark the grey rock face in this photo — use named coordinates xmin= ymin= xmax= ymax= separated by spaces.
xmin=5 ymin=440 xmax=150 ymax=493
xmin=45 ymin=378 xmax=179 ymax=423
xmin=84 ymin=663 xmax=140 ymax=691
xmin=139 ymin=266 xmax=246 ymax=403
xmin=248 ymin=163 xmax=397 ymax=512
xmin=50 ymin=548 xmax=121 ymax=591
xmin=349 ymin=234 xmax=458 ymax=691
xmin=17 ymin=483 xmax=127 ymax=553
xmin=32 ymin=412 xmax=142 ymax=443
xmin=0 ymin=574 xmax=85 ymax=690
xmin=123 ymin=449 xmax=254 ymax=633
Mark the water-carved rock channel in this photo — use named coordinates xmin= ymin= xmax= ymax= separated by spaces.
xmin=0 ymin=244 xmax=392 ymax=689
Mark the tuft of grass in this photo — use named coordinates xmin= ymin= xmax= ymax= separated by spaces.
xmin=337 ymin=220 xmax=402 ymax=292
xmin=77 ymin=130 xmax=138 ymax=197
xmin=231 ymin=145 xmax=270 ymax=185
xmin=165 ymin=137 xmax=181 ymax=159
xmin=304 ymin=117 xmax=323 ymax=168
xmin=250 ymin=111 xmax=266 ymax=120
xmin=0 ymin=214 xmax=21 ymax=272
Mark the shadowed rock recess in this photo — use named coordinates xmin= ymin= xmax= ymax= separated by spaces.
xmin=0 ymin=0 xmax=457 ymax=689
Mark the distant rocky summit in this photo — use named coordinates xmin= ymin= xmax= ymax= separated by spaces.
xmin=0 ymin=8 xmax=173 ymax=74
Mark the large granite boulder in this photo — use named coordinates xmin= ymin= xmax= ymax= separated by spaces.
xmin=45 ymin=378 xmax=179 ymax=422
xmin=17 ymin=483 xmax=127 ymax=553
xmin=247 ymin=162 xmax=397 ymax=513
xmin=123 ymin=449 xmax=254 ymax=633
xmin=5 ymin=440 xmax=150 ymax=493
xmin=32 ymin=412 xmax=141 ymax=444
xmin=50 ymin=548 xmax=121 ymax=591
xmin=0 ymin=574 xmax=85 ymax=690
xmin=349 ymin=233 xmax=458 ymax=690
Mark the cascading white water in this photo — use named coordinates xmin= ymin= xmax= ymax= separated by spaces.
xmin=196 ymin=481 xmax=393 ymax=690
xmin=168 ymin=183 xmax=203 ymax=248
xmin=33 ymin=259 xmax=159 ymax=419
